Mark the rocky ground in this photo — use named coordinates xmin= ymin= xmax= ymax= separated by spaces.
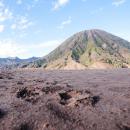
xmin=0 ymin=69 xmax=130 ymax=130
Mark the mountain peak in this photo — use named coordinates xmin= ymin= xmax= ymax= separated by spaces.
xmin=19 ymin=29 xmax=130 ymax=69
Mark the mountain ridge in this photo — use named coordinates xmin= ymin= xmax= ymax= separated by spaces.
xmin=0 ymin=57 xmax=39 ymax=68
xmin=26 ymin=29 xmax=130 ymax=69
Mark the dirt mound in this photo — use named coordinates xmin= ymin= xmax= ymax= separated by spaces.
xmin=58 ymin=89 xmax=100 ymax=107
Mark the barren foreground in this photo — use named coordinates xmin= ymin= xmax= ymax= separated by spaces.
xmin=0 ymin=69 xmax=130 ymax=130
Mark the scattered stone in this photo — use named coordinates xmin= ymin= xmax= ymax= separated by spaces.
xmin=52 ymin=80 xmax=58 ymax=85
xmin=0 ymin=76 xmax=3 ymax=79
xmin=16 ymin=123 xmax=31 ymax=130
xmin=43 ymin=123 xmax=50 ymax=128
xmin=117 ymin=123 xmax=130 ymax=130
xmin=66 ymin=83 xmax=72 ymax=88
xmin=46 ymin=82 xmax=50 ymax=85
xmin=17 ymin=81 xmax=24 ymax=85
xmin=25 ymin=96 xmax=39 ymax=104
xmin=58 ymin=89 xmax=100 ymax=107
xmin=0 ymin=108 xmax=6 ymax=119
xmin=7 ymin=76 xmax=13 ymax=80
xmin=59 ymin=91 xmax=72 ymax=100
xmin=59 ymin=91 xmax=72 ymax=105
xmin=123 ymin=125 xmax=130 ymax=130
xmin=91 ymin=96 xmax=100 ymax=106
xmin=34 ymin=79 xmax=45 ymax=83
xmin=16 ymin=87 xmax=29 ymax=98
xmin=42 ymin=85 xmax=63 ymax=94
xmin=16 ymin=87 xmax=40 ymax=103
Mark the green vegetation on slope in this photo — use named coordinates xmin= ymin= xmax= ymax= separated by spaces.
xmin=25 ymin=29 xmax=130 ymax=69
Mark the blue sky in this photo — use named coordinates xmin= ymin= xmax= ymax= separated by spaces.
xmin=0 ymin=0 xmax=129 ymax=58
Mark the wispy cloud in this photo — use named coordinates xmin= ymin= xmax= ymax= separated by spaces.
xmin=26 ymin=0 xmax=40 ymax=11
xmin=0 ymin=24 xmax=4 ymax=32
xmin=16 ymin=0 xmax=39 ymax=11
xmin=0 ymin=0 xmax=37 ymax=37
xmin=11 ymin=16 xmax=33 ymax=30
xmin=0 ymin=1 xmax=4 ymax=7
xmin=0 ymin=3 xmax=13 ymax=22
xmin=0 ymin=1 xmax=12 ymax=33
xmin=0 ymin=39 xmax=62 ymax=58
xmin=16 ymin=0 xmax=23 ymax=5
xmin=0 ymin=39 xmax=26 ymax=58
xmin=53 ymin=0 xmax=69 ymax=10
xmin=58 ymin=16 xmax=72 ymax=29
xmin=28 ymin=40 xmax=62 ymax=57
xmin=112 ymin=0 xmax=126 ymax=7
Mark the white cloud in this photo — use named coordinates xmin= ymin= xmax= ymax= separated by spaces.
xmin=34 ymin=0 xmax=39 ymax=2
xmin=28 ymin=40 xmax=62 ymax=57
xmin=11 ymin=16 xmax=33 ymax=30
xmin=26 ymin=0 xmax=40 ymax=11
xmin=15 ymin=0 xmax=40 ymax=11
xmin=0 ymin=1 xmax=13 ymax=32
xmin=53 ymin=0 xmax=69 ymax=10
xmin=0 ymin=39 xmax=62 ymax=58
xmin=58 ymin=16 xmax=72 ymax=29
xmin=112 ymin=0 xmax=126 ymax=7
xmin=0 ymin=8 xmax=13 ymax=22
xmin=0 ymin=40 xmax=26 ymax=58
xmin=0 ymin=1 xmax=4 ymax=7
xmin=16 ymin=0 xmax=23 ymax=5
xmin=16 ymin=0 xmax=39 ymax=5
xmin=0 ymin=24 xmax=4 ymax=32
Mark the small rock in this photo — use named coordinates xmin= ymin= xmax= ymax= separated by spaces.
xmin=0 ymin=76 xmax=3 ymax=79
xmin=17 ymin=81 xmax=24 ymax=85
xmin=0 ymin=108 xmax=6 ymax=119
xmin=16 ymin=87 xmax=28 ymax=98
xmin=91 ymin=96 xmax=100 ymax=106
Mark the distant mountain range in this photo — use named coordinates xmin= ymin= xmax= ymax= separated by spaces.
xmin=1 ymin=29 xmax=130 ymax=69
xmin=0 ymin=57 xmax=39 ymax=68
